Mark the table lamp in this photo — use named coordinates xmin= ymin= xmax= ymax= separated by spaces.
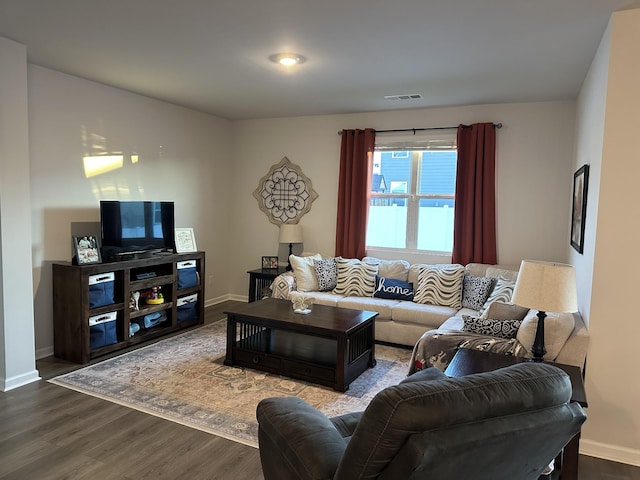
xmin=279 ymin=224 xmax=303 ymax=271
xmin=511 ymin=260 xmax=578 ymax=362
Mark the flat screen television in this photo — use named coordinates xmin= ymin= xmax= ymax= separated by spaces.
xmin=100 ymin=200 xmax=175 ymax=259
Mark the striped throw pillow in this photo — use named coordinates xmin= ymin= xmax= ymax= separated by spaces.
xmin=333 ymin=258 xmax=379 ymax=297
xmin=414 ymin=264 xmax=465 ymax=309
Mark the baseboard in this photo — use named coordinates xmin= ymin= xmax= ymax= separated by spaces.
xmin=1 ymin=369 xmax=41 ymax=391
xmin=204 ymin=293 xmax=247 ymax=307
xmin=36 ymin=345 xmax=54 ymax=360
xmin=580 ymin=439 xmax=640 ymax=467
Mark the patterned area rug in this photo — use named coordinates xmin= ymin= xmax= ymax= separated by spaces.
xmin=49 ymin=319 xmax=412 ymax=447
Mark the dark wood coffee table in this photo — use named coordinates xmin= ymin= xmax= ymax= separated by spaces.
xmin=224 ymin=298 xmax=378 ymax=391
xmin=445 ymin=348 xmax=587 ymax=480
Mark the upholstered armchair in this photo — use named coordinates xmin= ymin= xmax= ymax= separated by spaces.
xmin=256 ymin=363 xmax=586 ymax=480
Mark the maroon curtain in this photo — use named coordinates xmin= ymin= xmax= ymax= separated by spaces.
xmin=335 ymin=128 xmax=376 ymax=259
xmin=452 ymin=123 xmax=497 ymax=265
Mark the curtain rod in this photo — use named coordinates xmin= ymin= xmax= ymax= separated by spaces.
xmin=338 ymin=123 xmax=502 ymax=135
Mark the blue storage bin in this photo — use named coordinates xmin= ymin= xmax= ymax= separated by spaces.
xmin=89 ymin=311 xmax=118 ymax=349
xmin=137 ymin=310 xmax=168 ymax=329
xmin=89 ymin=272 xmax=115 ymax=308
xmin=177 ymin=260 xmax=198 ymax=289
xmin=177 ymin=293 xmax=198 ymax=323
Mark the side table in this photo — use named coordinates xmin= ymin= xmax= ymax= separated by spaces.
xmin=445 ymin=348 xmax=587 ymax=480
xmin=247 ymin=267 xmax=288 ymax=302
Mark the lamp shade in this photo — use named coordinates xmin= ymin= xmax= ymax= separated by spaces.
xmin=279 ymin=224 xmax=303 ymax=244
xmin=511 ymin=260 xmax=578 ymax=313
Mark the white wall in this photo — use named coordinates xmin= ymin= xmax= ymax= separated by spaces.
xmin=0 ymin=38 xmax=40 ymax=390
xmin=27 ymin=66 xmax=233 ymax=357
xmin=230 ymin=101 xmax=576 ymax=296
xmin=576 ymin=9 xmax=640 ymax=464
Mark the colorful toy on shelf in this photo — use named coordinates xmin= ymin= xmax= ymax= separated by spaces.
xmin=143 ymin=286 xmax=164 ymax=305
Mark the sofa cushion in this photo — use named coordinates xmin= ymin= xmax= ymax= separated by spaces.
xmin=373 ymin=276 xmax=414 ymax=301
xmin=333 ymin=258 xmax=379 ymax=297
xmin=516 ymin=310 xmax=575 ymax=361
xmin=337 ymin=296 xmax=399 ymax=320
xmin=301 ymin=291 xmax=345 ymax=307
xmin=391 ymin=301 xmax=457 ymax=329
xmin=461 ymin=275 xmax=495 ymax=311
xmin=363 ymin=257 xmax=410 ymax=282
xmin=486 ymin=266 xmax=519 ymax=282
xmin=481 ymin=277 xmax=516 ymax=312
xmin=314 ymin=257 xmax=338 ymax=291
xmin=414 ymin=264 xmax=465 ymax=309
xmin=289 ymin=254 xmax=323 ymax=292
xmin=462 ymin=314 xmax=522 ymax=339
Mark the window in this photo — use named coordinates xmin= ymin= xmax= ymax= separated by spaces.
xmin=366 ymin=133 xmax=457 ymax=252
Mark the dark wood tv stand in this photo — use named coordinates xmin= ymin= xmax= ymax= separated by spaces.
xmin=53 ymin=251 xmax=205 ymax=364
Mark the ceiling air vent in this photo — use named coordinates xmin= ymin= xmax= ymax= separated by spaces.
xmin=384 ymin=94 xmax=423 ymax=101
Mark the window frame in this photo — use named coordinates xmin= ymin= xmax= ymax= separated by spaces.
xmin=367 ymin=132 xmax=457 ymax=253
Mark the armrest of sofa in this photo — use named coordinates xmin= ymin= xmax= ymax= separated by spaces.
xmin=554 ymin=312 xmax=589 ymax=371
xmin=257 ymin=397 xmax=347 ymax=480
xmin=270 ymin=272 xmax=297 ymax=300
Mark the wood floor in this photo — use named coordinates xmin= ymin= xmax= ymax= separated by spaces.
xmin=0 ymin=301 xmax=637 ymax=479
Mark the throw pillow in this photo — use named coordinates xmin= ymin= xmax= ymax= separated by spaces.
xmin=462 ymin=314 xmax=522 ymax=339
xmin=289 ymin=254 xmax=323 ymax=292
xmin=413 ymin=264 xmax=465 ymax=309
xmin=516 ymin=310 xmax=575 ymax=361
xmin=333 ymin=258 xmax=379 ymax=297
xmin=373 ymin=275 xmax=414 ymax=301
xmin=461 ymin=274 xmax=495 ymax=311
xmin=314 ymin=258 xmax=338 ymax=291
xmin=481 ymin=277 xmax=516 ymax=312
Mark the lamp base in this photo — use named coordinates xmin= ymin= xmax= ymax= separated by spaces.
xmin=286 ymin=242 xmax=294 ymax=271
xmin=531 ymin=310 xmax=547 ymax=362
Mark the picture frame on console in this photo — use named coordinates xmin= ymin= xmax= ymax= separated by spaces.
xmin=262 ymin=256 xmax=279 ymax=269
xmin=72 ymin=235 xmax=102 ymax=265
xmin=570 ymin=164 xmax=589 ymax=254
xmin=175 ymin=227 xmax=197 ymax=253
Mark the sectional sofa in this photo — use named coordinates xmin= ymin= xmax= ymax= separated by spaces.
xmin=270 ymin=255 xmax=589 ymax=371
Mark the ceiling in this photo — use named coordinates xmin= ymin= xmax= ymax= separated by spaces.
xmin=0 ymin=0 xmax=636 ymax=120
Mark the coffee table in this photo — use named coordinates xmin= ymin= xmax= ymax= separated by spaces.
xmin=445 ymin=348 xmax=587 ymax=480
xmin=224 ymin=298 xmax=378 ymax=392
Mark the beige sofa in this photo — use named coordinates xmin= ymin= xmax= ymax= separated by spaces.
xmin=270 ymin=257 xmax=589 ymax=370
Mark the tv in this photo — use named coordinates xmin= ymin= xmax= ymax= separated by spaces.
xmin=100 ymin=201 xmax=175 ymax=259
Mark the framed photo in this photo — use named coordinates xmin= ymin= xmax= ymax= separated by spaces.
xmin=262 ymin=256 xmax=279 ymax=269
xmin=570 ymin=164 xmax=589 ymax=254
xmin=175 ymin=228 xmax=197 ymax=253
xmin=73 ymin=235 xmax=102 ymax=265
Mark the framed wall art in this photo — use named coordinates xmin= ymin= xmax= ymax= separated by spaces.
xmin=570 ymin=164 xmax=589 ymax=254
xmin=73 ymin=235 xmax=102 ymax=265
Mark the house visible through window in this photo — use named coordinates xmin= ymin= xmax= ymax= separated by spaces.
xmin=366 ymin=133 xmax=457 ymax=252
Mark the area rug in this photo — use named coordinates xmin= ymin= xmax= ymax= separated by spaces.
xmin=49 ymin=319 xmax=412 ymax=447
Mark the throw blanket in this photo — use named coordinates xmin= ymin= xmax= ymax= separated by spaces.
xmin=409 ymin=329 xmax=530 ymax=375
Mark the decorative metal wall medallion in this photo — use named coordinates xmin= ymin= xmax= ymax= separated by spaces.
xmin=253 ymin=157 xmax=319 ymax=225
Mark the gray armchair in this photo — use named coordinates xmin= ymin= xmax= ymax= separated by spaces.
xmin=256 ymin=363 xmax=586 ymax=480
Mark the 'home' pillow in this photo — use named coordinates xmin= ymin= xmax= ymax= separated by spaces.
xmin=373 ymin=275 xmax=414 ymax=301
xmin=462 ymin=314 xmax=522 ymax=339
xmin=333 ymin=258 xmax=378 ymax=297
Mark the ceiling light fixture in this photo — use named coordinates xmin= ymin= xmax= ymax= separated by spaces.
xmin=269 ymin=53 xmax=306 ymax=67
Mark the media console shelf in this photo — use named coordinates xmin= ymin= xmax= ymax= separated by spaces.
xmin=53 ymin=251 xmax=205 ymax=364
